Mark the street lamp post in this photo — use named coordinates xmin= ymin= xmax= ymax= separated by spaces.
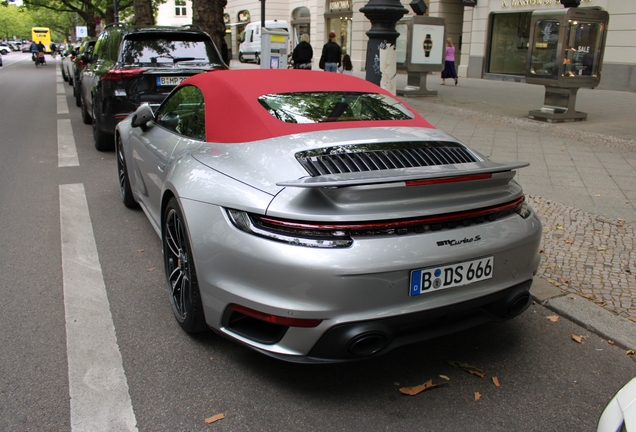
xmin=360 ymin=0 xmax=408 ymax=91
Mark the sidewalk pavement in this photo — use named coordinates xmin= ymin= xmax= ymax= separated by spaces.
xmin=230 ymin=60 xmax=636 ymax=351
xmin=393 ymin=73 xmax=636 ymax=352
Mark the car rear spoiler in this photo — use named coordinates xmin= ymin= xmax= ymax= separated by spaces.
xmin=276 ymin=161 xmax=529 ymax=189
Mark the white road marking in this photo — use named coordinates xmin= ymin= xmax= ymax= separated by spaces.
xmin=57 ymin=83 xmax=65 ymax=94
xmin=59 ymin=184 xmax=138 ymax=431
xmin=58 ymin=119 xmax=79 ymax=167
xmin=57 ymin=94 xmax=69 ymax=114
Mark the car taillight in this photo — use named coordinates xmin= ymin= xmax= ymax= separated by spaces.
xmin=102 ymin=68 xmax=145 ymax=81
xmin=227 ymin=304 xmax=322 ymax=328
xmin=77 ymin=60 xmax=87 ymax=67
xmin=70 ymin=55 xmax=76 ymax=61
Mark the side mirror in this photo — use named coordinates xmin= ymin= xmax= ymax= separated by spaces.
xmin=131 ymin=104 xmax=154 ymax=128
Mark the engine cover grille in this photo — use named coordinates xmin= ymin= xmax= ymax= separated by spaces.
xmin=296 ymin=141 xmax=478 ymax=177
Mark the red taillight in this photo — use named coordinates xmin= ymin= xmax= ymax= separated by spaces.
xmin=228 ymin=304 xmax=322 ymax=328
xmin=405 ymin=173 xmax=493 ymax=187
xmin=259 ymin=196 xmax=526 ymax=231
xmin=101 ymin=68 xmax=145 ymax=81
xmin=70 ymin=55 xmax=76 ymax=61
xmin=77 ymin=60 xmax=87 ymax=67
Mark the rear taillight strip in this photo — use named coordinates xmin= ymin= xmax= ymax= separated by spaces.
xmin=259 ymin=196 xmax=525 ymax=231
xmin=405 ymin=173 xmax=492 ymax=187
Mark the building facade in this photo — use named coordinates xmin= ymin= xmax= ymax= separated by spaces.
xmin=156 ymin=0 xmax=635 ymax=92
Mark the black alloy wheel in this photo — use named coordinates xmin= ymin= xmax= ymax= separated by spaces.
xmin=163 ymin=198 xmax=208 ymax=333
xmin=116 ymin=136 xmax=137 ymax=208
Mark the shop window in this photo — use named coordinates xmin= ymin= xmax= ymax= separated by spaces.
xmin=488 ymin=12 xmax=532 ymax=75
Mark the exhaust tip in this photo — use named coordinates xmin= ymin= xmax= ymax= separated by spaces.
xmin=347 ymin=332 xmax=388 ymax=357
xmin=507 ymin=293 xmax=530 ymax=317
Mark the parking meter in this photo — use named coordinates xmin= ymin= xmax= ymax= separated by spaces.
xmin=261 ymin=28 xmax=289 ymax=69
xmin=526 ymin=7 xmax=609 ymax=122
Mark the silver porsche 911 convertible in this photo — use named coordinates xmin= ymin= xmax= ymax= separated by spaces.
xmin=116 ymin=69 xmax=542 ymax=362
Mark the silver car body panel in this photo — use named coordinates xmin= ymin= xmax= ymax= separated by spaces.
xmin=116 ymin=91 xmax=542 ymax=361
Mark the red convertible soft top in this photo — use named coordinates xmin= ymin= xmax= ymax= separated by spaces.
xmin=182 ymin=69 xmax=434 ymax=143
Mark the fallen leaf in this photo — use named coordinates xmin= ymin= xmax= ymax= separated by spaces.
xmin=569 ymin=295 xmax=577 ymax=300
xmin=607 ymin=340 xmax=615 ymax=345
xmin=447 ymin=360 xmax=486 ymax=378
xmin=628 ymin=317 xmax=636 ymax=323
xmin=146 ymin=267 xmax=155 ymax=272
xmin=137 ymin=249 xmax=144 ymax=252
xmin=595 ymin=194 xmax=601 ymax=197
xmin=492 ymin=377 xmax=501 ymax=387
xmin=556 ymin=225 xmax=564 ymax=230
xmin=627 ymin=350 xmax=635 ymax=356
xmin=598 ymin=247 xmax=606 ymax=251
xmin=399 ymin=379 xmax=447 ymax=396
xmin=571 ymin=334 xmax=584 ymax=344
xmin=204 ymin=413 xmax=225 ymax=424
xmin=546 ymin=315 xmax=559 ymax=322
xmin=439 ymin=375 xmax=450 ymax=381
xmin=474 ymin=392 xmax=481 ymax=401
xmin=560 ymin=278 xmax=569 ymax=284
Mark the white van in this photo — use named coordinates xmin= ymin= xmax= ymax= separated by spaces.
xmin=238 ymin=20 xmax=289 ymax=64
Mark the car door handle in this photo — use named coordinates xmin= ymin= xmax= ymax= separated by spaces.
xmin=158 ymin=162 xmax=165 ymax=172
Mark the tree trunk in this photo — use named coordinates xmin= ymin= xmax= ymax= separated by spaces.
xmin=192 ymin=0 xmax=227 ymax=52
xmin=133 ymin=0 xmax=155 ymax=26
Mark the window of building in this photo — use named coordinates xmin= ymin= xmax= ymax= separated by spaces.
xmin=175 ymin=0 xmax=186 ymax=16
xmin=487 ymin=12 xmax=532 ymax=75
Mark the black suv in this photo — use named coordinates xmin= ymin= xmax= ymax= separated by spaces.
xmin=80 ymin=23 xmax=226 ymax=151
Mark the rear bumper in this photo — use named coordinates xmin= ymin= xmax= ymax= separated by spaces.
xmin=238 ymin=280 xmax=533 ymax=363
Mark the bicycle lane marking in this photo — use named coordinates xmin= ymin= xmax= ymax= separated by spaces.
xmin=59 ymin=183 xmax=138 ymax=431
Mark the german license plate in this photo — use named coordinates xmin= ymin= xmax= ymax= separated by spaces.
xmin=156 ymin=76 xmax=188 ymax=86
xmin=409 ymin=256 xmax=494 ymax=296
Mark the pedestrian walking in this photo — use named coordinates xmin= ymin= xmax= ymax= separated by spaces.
xmin=319 ymin=32 xmax=341 ymax=73
xmin=441 ymin=37 xmax=458 ymax=85
xmin=292 ymin=33 xmax=313 ymax=69
xmin=339 ymin=53 xmax=353 ymax=74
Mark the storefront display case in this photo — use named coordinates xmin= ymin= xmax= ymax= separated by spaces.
xmin=525 ymin=7 xmax=609 ymax=122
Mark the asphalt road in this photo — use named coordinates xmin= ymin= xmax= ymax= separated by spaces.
xmin=1 ymin=52 xmax=635 ymax=431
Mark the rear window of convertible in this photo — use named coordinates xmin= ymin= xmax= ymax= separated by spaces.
xmin=257 ymin=92 xmax=415 ymax=123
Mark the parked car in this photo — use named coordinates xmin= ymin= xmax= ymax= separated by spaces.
xmin=61 ymin=43 xmax=79 ymax=84
xmin=598 ymin=376 xmax=636 ymax=432
xmin=0 ymin=55 xmax=3 ymax=67
xmin=0 ymin=44 xmax=10 ymax=55
xmin=72 ymin=38 xmax=96 ymax=108
xmin=22 ymin=42 xmax=32 ymax=53
xmin=81 ymin=23 xmax=226 ymax=151
xmin=115 ymin=69 xmax=543 ymax=363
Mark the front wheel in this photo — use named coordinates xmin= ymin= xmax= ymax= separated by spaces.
xmin=238 ymin=52 xmax=246 ymax=63
xmin=163 ymin=198 xmax=208 ymax=333
xmin=116 ymin=135 xmax=137 ymax=208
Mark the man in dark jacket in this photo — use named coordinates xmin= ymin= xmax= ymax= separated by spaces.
xmin=320 ymin=32 xmax=341 ymax=72
xmin=292 ymin=33 xmax=313 ymax=69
